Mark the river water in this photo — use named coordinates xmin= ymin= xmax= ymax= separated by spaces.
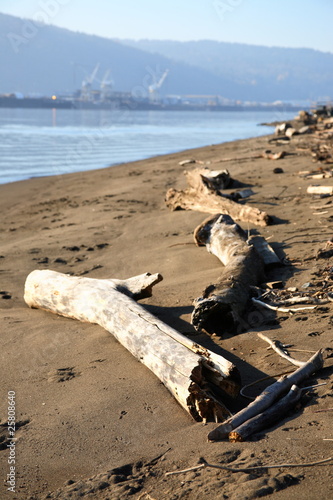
xmin=0 ymin=108 xmax=296 ymax=184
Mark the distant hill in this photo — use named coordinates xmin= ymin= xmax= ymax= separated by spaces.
xmin=1 ymin=12 xmax=333 ymax=102
xmin=0 ymin=13 xmax=241 ymax=98
xmin=120 ymin=39 xmax=333 ymax=102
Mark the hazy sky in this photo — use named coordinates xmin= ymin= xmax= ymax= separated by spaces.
xmin=1 ymin=0 xmax=333 ymax=53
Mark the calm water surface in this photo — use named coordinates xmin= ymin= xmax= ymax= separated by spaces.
xmin=0 ymin=108 xmax=296 ymax=184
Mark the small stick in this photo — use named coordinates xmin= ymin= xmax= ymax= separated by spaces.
xmin=274 ymin=297 xmax=330 ymax=306
xmin=165 ymin=456 xmax=333 ymax=476
xmin=212 ymin=154 xmax=263 ymax=163
xmin=257 ymin=333 xmax=306 ymax=367
xmin=252 ymin=297 xmax=317 ymax=313
xmin=300 ymin=382 xmax=326 ymax=391
xmin=314 ymin=408 xmax=333 ymax=413
xmin=288 ymin=348 xmax=317 ymax=354
xmin=229 ymin=385 xmax=302 ymax=442
xmin=208 ymin=350 xmax=323 ymax=441
xmin=137 ymin=492 xmax=157 ymax=500
xmin=241 ymin=377 xmax=325 ymax=401
xmin=240 ymin=370 xmax=297 ymax=400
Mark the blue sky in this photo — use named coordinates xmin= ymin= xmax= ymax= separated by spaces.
xmin=1 ymin=0 xmax=333 ymax=53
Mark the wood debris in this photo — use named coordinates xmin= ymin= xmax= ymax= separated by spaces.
xmin=165 ymin=167 xmax=271 ymax=226
xmin=208 ymin=349 xmax=324 ymax=441
xmin=191 ymin=214 xmax=265 ymax=335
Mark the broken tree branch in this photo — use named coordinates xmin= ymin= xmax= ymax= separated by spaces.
xmin=229 ymin=384 xmax=302 ymax=441
xmin=252 ymin=297 xmax=317 ymax=313
xmin=165 ymin=455 xmax=333 ymax=476
xmin=208 ymin=349 xmax=323 ymax=440
xmin=165 ymin=168 xmax=270 ymax=227
xmin=257 ymin=333 xmax=306 ymax=367
xmin=191 ymin=214 xmax=265 ymax=335
xmin=24 ymin=270 xmax=240 ymax=422
xmin=274 ymin=296 xmax=330 ymax=305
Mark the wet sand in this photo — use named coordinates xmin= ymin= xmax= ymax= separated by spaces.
xmin=0 ymin=131 xmax=332 ymax=499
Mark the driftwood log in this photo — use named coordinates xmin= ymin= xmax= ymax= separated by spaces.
xmin=191 ymin=214 xmax=265 ymax=334
xmin=248 ymin=235 xmax=281 ymax=266
xmin=229 ymin=384 xmax=302 ymax=442
xmin=208 ymin=349 xmax=323 ymax=440
xmin=165 ymin=168 xmax=270 ymax=227
xmin=24 ymin=270 xmax=240 ymax=422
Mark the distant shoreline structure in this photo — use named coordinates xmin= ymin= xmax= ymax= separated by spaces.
xmin=0 ymin=93 xmax=308 ymax=112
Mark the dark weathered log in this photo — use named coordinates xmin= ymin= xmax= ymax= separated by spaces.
xmin=165 ymin=168 xmax=270 ymax=227
xmin=24 ymin=270 xmax=240 ymax=422
xmin=208 ymin=349 xmax=323 ymax=440
xmin=191 ymin=214 xmax=265 ymax=335
xmin=229 ymin=384 xmax=302 ymax=442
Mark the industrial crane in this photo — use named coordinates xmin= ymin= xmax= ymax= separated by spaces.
xmin=100 ymin=70 xmax=113 ymax=101
xmin=81 ymin=63 xmax=100 ymax=101
xmin=148 ymin=69 xmax=169 ymax=103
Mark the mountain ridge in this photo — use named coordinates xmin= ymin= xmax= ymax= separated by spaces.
xmin=1 ymin=12 xmax=332 ymax=102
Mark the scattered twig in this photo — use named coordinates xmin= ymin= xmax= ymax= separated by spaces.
xmin=274 ymin=296 xmax=330 ymax=306
xmin=314 ymin=408 xmax=333 ymax=413
xmin=208 ymin=350 xmax=323 ymax=441
xmin=288 ymin=348 xmax=317 ymax=354
xmin=212 ymin=154 xmax=263 ymax=163
xmin=137 ymin=492 xmax=157 ymax=500
xmin=229 ymin=384 xmax=303 ymax=442
xmin=252 ymin=297 xmax=317 ymax=313
xmin=240 ymin=370 xmax=295 ymax=400
xmin=257 ymin=333 xmax=306 ymax=367
xmin=301 ymin=382 xmax=326 ymax=391
xmin=168 ymin=242 xmax=195 ymax=248
xmin=165 ymin=456 xmax=333 ymax=476
xmin=241 ymin=378 xmax=326 ymax=401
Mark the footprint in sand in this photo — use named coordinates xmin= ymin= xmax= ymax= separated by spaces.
xmin=33 ymin=257 xmax=49 ymax=264
xmin=0 ymin=419 xmax=30 ymax=451
xmin=47 ymin=367 xmax=80 ymax=383
xmin=54 ymin=258 xmax=68 ymax=265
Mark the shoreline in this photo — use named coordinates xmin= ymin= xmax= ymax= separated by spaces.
xmin=0 ymin=107 xmax=292 ymax=185
xmin=0 ymin=129 xmax=273 ymax=186
xmin=1 ymin=132 xmax=332 ymax=499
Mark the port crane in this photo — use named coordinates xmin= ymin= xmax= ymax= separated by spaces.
xmin=81 ymin=63 xmax=100 ymax=101
xmin=100 ymin=70 xmax=114 ymax=101
xmin=148 ymin=69 xmax=169 ymax=102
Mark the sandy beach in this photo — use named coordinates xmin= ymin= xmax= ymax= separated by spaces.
xmin=1 ymin=130 xmax=332 ymax=499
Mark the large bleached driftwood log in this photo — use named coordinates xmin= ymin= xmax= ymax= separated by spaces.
xmin=24 ymin=270 xmax=240 ymax=422
xmin=191 ymin=214 xmax=265 ymax=334
xmin=165 ymin=168 xmax=270 ymax=227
